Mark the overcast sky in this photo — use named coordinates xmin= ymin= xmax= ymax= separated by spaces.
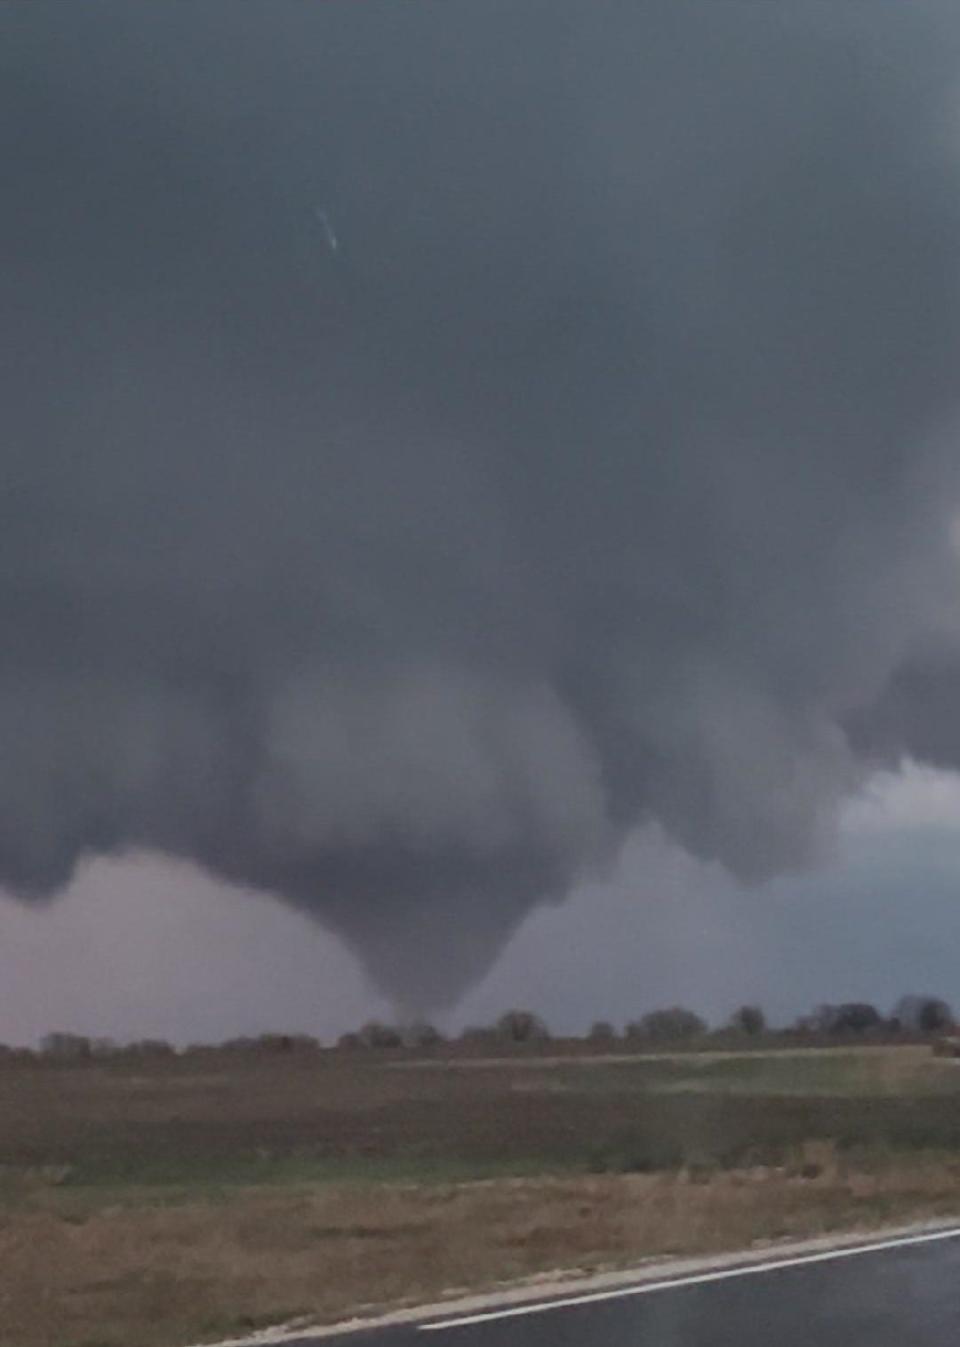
xmin=4 ymin=2 xmax=960 ymax=1038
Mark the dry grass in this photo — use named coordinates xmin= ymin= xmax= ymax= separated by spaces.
xmin=6 ymin=1155 xmax=960 ymax=1347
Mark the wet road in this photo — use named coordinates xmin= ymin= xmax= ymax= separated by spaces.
xmin=291 ymin=1228 xmax=960 ymax=1347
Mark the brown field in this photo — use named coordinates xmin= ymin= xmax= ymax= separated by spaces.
xmin=6 ymin=1043 xmax=960 ymax=1347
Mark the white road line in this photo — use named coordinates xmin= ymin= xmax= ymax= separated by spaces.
xmin=419 ymin=1226 xmax=960 ymax=1331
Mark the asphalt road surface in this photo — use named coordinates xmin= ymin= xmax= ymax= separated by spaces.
xmin=290 ymin=1228 xmax=960 ymax=1347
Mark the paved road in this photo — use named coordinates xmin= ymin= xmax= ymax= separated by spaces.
xmin=289 ymin=1229 xmax=960 ymax=1347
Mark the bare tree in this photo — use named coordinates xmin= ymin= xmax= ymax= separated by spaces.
xmin=495 ymin=1010 xmax=550 ymax=1044
xmin=729 ymin=1005 xmax=766 ymax=1036
xmin=357 ymin=1021 xmax=403 ymax=1049
xmin=401 ymin=1021 xmax=445 ymax=1049
xmin=893 ymin=995 xmax=955 ymax=1035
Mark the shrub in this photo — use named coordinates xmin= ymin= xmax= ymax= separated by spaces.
xmin=40 ymin=1032 xmax=93 ymax=1060
xmin=125 ymin=1039 xmax=176 ymax=1058
xmin=626 ymin=1007 xmax=707 ymax=1042
xmin=459 ymin=1025 xmax=497 ymax=1047
xmin=799 ymin=1004 xmax=883 ymax=1035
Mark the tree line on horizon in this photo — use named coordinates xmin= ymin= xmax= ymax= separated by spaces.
xmin=337 ymin=994 xmax=956 ymax=1050
xmin=17 ymin=993 xmax=956 ymax=1061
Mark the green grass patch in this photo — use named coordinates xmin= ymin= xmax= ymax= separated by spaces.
xmin=0 ymin=1152 xmax=583 ymax=1203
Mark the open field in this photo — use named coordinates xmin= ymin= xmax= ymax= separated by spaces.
xmin=7 ymin=1043 xmax=960 ymax=1346
xmin=8 ymin=1043 xmax=960 ymax=1184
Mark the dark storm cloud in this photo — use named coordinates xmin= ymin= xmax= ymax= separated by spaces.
xmin=3 ymin=0 xmax=960 ymax=1005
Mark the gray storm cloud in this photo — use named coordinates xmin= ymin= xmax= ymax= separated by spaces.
xmin=3 ymin=0 xmax=960 ymax=1006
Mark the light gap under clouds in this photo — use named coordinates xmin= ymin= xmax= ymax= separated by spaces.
xmin=2 ymin=761 xmax=958 ymax=1046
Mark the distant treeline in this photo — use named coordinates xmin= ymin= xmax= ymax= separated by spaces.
xmin=11 ymin=994 xmax=956 ymax=1062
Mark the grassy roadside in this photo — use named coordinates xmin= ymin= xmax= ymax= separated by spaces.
xmin=6 ymin=1152 xmax=960 ymax=1347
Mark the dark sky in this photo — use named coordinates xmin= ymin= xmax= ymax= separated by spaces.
xmin=3 ymin=1 xmax=960 ymax=1021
